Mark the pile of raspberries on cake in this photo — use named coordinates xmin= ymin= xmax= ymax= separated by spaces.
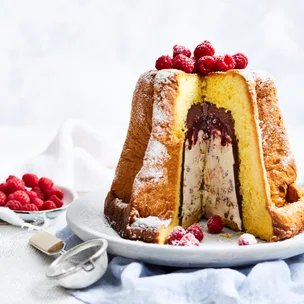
xmin=0 ymin=174 xmax=64 ymax=212
xmin=155 ymin=40 xmax=248 ymax=75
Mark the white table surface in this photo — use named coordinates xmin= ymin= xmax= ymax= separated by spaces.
xmin=0 ymin=214 xmax=80 ymax=304
xmin=0 ymin=126 xmax=81 ymax=304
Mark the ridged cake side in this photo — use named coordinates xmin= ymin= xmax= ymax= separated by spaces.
xmin=104 ymin=70 xmax=157 ymax=238
xmin=249 ymin=71 xmax=304 ymax=241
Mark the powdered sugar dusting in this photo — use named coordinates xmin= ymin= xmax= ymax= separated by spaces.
xmin=282 ymin=153 xmax=294 ymax=169
xmin=113 ymin=198 xmax=127 ymax=209
xmin=153 ymin=70 xmax=178 ymax=125
xmin=144 ymin=136 xmax=169 ymax=164
xmin=239 ymin=69 xmax=274 ymax=86
xmin=153 ymin=97 xmax=171 ymax=125
xmin=133 ymin=70 xmax=156 ymax=124
xmin=154 ymin=69 xmax=177 ymax=86
xmin=136 ymin=166 xmax=165 ymax=182
xmin=138 ymin=70 xmax=155 ymax=85
xmin=131 ymin=216 xmax=171 ymax=228
xmin=133 ymin=135 xmax=169 ymax=193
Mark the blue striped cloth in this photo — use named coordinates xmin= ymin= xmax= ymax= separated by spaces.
xmin=57 ymin=227 xmax=304 ymax=304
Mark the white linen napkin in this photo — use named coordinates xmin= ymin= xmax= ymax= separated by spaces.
xmin=0 ymin=207 xmax=46 ymax=230
xmin=19 ymin=120 xmax=118 ymax=192
xmin=0 ymin=119 xmax=125 ymax=227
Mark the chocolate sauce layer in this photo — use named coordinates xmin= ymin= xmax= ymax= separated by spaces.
xmin=179 ymin=102 xmax=243 ymax=227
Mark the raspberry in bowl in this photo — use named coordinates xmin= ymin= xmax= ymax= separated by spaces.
xmin=0 ymin=173 xmax=76 ymax=221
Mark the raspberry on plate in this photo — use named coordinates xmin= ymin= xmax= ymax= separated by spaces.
xmin=173 ymin=44 xmax=191 ymax=58
xmin=22 ymin=204 xmax=39 ymax=212
xmin=6 ymin=178 xmax=25 ymax=194
xmin=11 ymin=190 xmax=30 ymax=205
xmin=22 ymin=173 xmax=39 ymax=188
xmin=6 ymin=200 xmax=22 ymax=211
xmin=167 ymin=226 xmax=186 ymax=245
xmin=216 ymin=54 xmax=236 ymax=72
xmin=32 ymin=186 xmax=45 ymax=200
xmin=155 ymin=55 xmax=173 ymax=70
xmin=197 ymin=55 xmax=217 ymax=75
xmin=38 ymin=177 xmax=54 ymax=192
xmin=42 ymin=200 xmax=57 ymax=211
xmin=238 ymin=233 xmax=257 ymax=246
xmin=31 ymin=197 xmax=44 ymax=210
xmin=49 ymin=195 xmax=64 ymax=208
xmin=0 ymin=191 xmax=6 ymax=206
xmin=186 ymin=223 xmax=204 ymax=242
xmin=27 ymin=190 xmax=38 ymax=203
xmin=207 ymin=215 xmax=224 ymax=234
xmin=179 ymin=233 xmax=200 ymax=247
xmin=232 ymin=53 xmax=248 ymax=69
xmin=172 ymin=54 xmax=196 ymax=73
xmin=194 ymin=40 xmax=215 ymax=60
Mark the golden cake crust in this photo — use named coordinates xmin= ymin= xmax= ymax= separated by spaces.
xmin=104 ymin=69 xmax=304 ymax=243
xmin=251 ymin=72 xmax=304 ymax=241
xmin=104 ymin=70 xmax=157 ymax=239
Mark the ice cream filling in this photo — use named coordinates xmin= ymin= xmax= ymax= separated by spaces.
xmin=179 ymin=102 xmax=242 ymax=230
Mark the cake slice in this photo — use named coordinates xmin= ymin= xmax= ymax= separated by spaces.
xmin=104 ymin=68 xmax=304 ymax=244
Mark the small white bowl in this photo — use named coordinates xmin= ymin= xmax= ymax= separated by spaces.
xmin=14 ymin=185 xmax=77 ymax=222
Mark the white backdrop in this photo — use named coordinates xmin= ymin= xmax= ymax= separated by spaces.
xmin=0 ymin=0 xmax=304 ymax=178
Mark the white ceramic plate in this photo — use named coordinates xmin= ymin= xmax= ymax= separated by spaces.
xmin=66 ymin=189 xmax=304 ymax=268
xmin=15 ymin=185 xmax=77 ymax=222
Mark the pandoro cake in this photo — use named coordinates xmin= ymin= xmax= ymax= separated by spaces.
xmin=104 ymin=41 xmax=304 ymax=244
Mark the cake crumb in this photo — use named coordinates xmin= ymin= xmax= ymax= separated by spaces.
xmin=219 ymin=233 xmax=233 ymax=238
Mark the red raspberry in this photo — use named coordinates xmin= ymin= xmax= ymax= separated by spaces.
xmin=197 ymin=56 xmax=217 ymax=75
xmin=6 ymin=178 xmax=25 ymax=194
xmin=172 ymin=55 xmax=196 ymax=73
xmin=167 ymin=226 xmax=186 ymax=245
xmin=6 ymin=193 xmax=14 ymax=202
xmin=50 ymin=187 xmax=64 ymax=200
xmin=38 ymin=177 xmax=54 ymax=192
xmin=207 ymin=215 xmax=224 ymax=234
xmin=27 ymin=190 xmax=38 ymax=203
xmin=22 ymin=173 xmax=39 ymax=187
xmin=216 ymin=54 xmax=235 ymax=72
xmin=155 ymin=55 xmax=173 ymax=70
xmin=49 ymin=195 xmax=64 ymax=208
xmin=232 ymin=53 xmax=248 ymax=69
xmin=186 ymin=223 xmax=204 ymax=242
xmin=6 ymin=200 xmax=22 ymax=211
xmin=238 ymin=233 xmax=257 ymax=246
xmin=11 ymin=190 xmax=30 ymax=205
xmin=32 ymin=186 xmax=45 ymax=200
xmin=194 ymin=40 xmax=215 ymax=60
xmin=42 ymin=200 xmax=57 ymax=210
xmin=21 ymin=204 xmax=39 ymax=212
xmin=173 ymin=44 xmax=191 ymax=58
xmin=6 ymin=175 xmax=18 ymax=182
xmin=0 ymin=191 xmax=6 ymax=206
xmin=0 ymin=183 xmax=7 ymax=194
xmin=31 ymin=197 xmax=44 ymax=210
xmin=44 ymin=187 xmax=63 ymax=200
xmin=179 ymin=233 xmax=200 ymax=247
